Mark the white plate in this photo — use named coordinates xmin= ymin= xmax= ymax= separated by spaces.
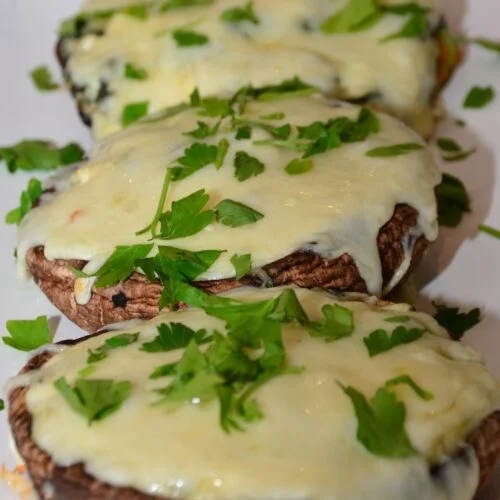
xmin=0 ymin=0 xmax=499 ymax=498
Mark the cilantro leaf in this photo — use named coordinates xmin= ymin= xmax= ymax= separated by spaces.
xmin=385 ymin=375 xmax=434 ymax=401
xmin=230 ymin=253 xmax=252 ymax=279
xmin=365 ymin=143 xmax=423 ymax=157
xmin=172 ymin=29 xmax=209 ymax=46
xmin=233 ymin=151 xmax=265 ymax=181
xmin=170 ymin=142 xmax=219 ymax=180
xmin=122 ymin=101 xmax=149 ymax=127
xmin=363 ymin=326 xmax=425 ymax=357
xmin=463 ymin=86 xmax=495 ymax=109
xmin=479 ymin=224 xmax=500 ymax=239
xmin=87 ymin=333 xmax=139 ymax=364
xmin=54 ymin=377 xmax=131 ymax=425
xmin=321 ymin=0 xmax=381 ymax=34
xmin=381 ymin=13 xmax=427 ymax=42
xmin=340 ymin=384 xmax=416 ymax=458
xmin=158 ymin=189 xmax=215 ymax=240
xmin=435 ymin=173 xmax=471 ymax=227
xmin=221 ymin=1 xmax=259 ymax=25
xmin=124 ymin=62 xmax=148 ymax=80
xmin=5 ymin=178 xmax=43 ymax=225
xmin=0 ymin=140 xmax=84 ymax=173
xmin=75 ymin=244 xmax=154 ymax=288
xmin=433 ymin=302 xmax=481 ymax=340
xmin=285 ymin=158 xmax=313 ymax=175
xmin=30 ymin=65 xmax=59 ymax=91
xmin=307 ymin=304 xmax=354 ymax=342
xmin=141 ymin=322 xmax=210 ymax=352
xmin=3 ymin=316 xmax=52 ymax=351
xmin=215 ymin=199 xmax=264 ymax=227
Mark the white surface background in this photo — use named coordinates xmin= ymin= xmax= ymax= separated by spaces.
xmin=0 ymin=0 xmax=499 ymax=498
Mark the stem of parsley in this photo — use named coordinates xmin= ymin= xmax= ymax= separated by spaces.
xmin=479 ymin=224 xmax=500 ymax=239
xmin=136 ymin=168 xmax=173 ymax=237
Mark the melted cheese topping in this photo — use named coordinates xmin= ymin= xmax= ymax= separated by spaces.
xmin=66 ymin=0 xmax=441 ymax=138
xmin=17 ymin=95 xmax=440 ymax=297
xmin=22 ymin=287 xmax=500 ymax=499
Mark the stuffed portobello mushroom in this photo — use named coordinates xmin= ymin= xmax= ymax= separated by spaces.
xmin=6 ymin=286 xmax=500 ymax=500
xmin=16 ymin=91 xmax=440 ymax=332
xmin=56 ymin=0 xmax=459 ymax=139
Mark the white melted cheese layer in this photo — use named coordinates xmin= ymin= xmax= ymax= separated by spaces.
xmin=17 ymin=96 xmax=440 ymax=296
xmin=68 ymin=0 xmax=439 ymax=138
xmin=23 ymin=287 xmax=500 ymax=500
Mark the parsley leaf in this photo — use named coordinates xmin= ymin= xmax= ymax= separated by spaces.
xmin=285 ymin=158 xmax=313 ymax=175
xmin=87 ymin=333 xmax=139 ymax=364
xmin=124 ymin=62 xmax=148 ymax=80
xmin=30 ymin=65 xmax=60 ymax=91
xmin=0 ymin=140 xmax=84 ymax=173
xmin=340 ymin=384 xmax=416 ymax=457
xmin=0 ymin=400 xmax=4 ymax=411
xmin=382 ymin=3 xmax=429 ymax=15
xmin=71 ymin=244 xmax=153 ymax=288
xmin=436 ymin=138 xmax=476 ymax=162
xmin=366 ymin=143 xmax=423 ymax=157
xmin=463 ymin=86 xmax=495 ymax=109
xmin=435 ymin=173 xmax=471 ymax=227
xmin=363 ymin=326 xmax=425 ymax=357
xmin=170 ymin=142 xmax=219 ymax=180
xmin=385 ymin=315 xmax=410 ymax=323
xmin=142 ymin=322 xmax=210 ymax=352
xmin=307 ymin=304 xmax=354 ymax=342
xmin=3 ymin=316 xmax=52 ymax=351
xmin=5 ymin=178 xmax=43 ymax=225
xmin=230 ymin=253 xmax=252 ymax=279
xmin=221 ymin=1 xmax=259 ymax=25
xmin=157 ymin=189 xmax=215 ymax=240
xmin=381 ymin=13 xmax=427 ymax=42
xmin=385 ymin=375 xmax=434 ymax=401
xmin=172 ymin=29 xmax=209 ymax=46
xmin=233 ymin=151 xmax=265 ymax=181
xmin=235 ymin=126 xmax=252 ymax=140
xmin=122 ymin=101 xmax=149 ymax=127
xmin=215 ymin=199 xmax=264 ymax=227
xmin=433 ymin=302 xmax=481 ymax=340
xmin=160 ymin=0 xmax=214 ymax=11
xmin=54 ymin=377 xmax=131 ymax=425
xmin=184 ymin=121 xmax=221 ymax=139
xmin=321 ymin=0 xmax=380 ymax=34
xmin=215 ymin=138 xmax=229 ymax=168
xmin=479 ymin=224 xmax=500 ymax=239
xmin=255 ymin=77 xmax=318 ymax=101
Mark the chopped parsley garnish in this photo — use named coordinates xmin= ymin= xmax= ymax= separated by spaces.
xmin=184 ymin=120 xmax=221 ymax=139
xmin=285 ymin=158 xmax=314 ymax=175
xmin=0 ymin=140 xmax=84 ymax=173
xmin=385 ymin=315 xmax=410 ymax=323
xmin=436 ymin=137 xmax=476 ymax=162
xmin=215 ymin=199 xmax=264 ymax=227
xmin=54 ymin=377 xmax=131 ymax=425
xmin=340 ymin=383 xmax=416 ymax=457
xmin=30 ymin=65 xmax=60 ymax=91
xmin=124 ymin=62 xmax=148 ymax=80
xmin=221 ymin=1 xmax=259 ymax=25
xmin=172 ymin=29 xmax=209 ymax=47
xmin=363 ymin=325 xmax=425 ymax=357
xmin=70 ymin=244 xmax=153 ymax=288
xmin=260 ymin=112 xmax=286 ymax=120
xmin=160 ymin=0 xmax=214 ymax=12
xmin=385 ymin=375 xmax=434 ymax=401
xmin=235 ymin=126 xmax=252 ymax=140
xmin=463 ymin=85 xmax=496 ymax=109
xmin=381 ymin=13 xmax=427 ymax=42
xmin=215 ymin=138 xmax=230 ymax=168
xmin=467 ymin=37 xmax=500 ymax=54
xmin=122 ymin=101 xmax=149 ymax=127
xmin=142 ymin=322 xmax=211 ymax=352
xmin=0 ymin=400 xmax=4 ymax=411
xmin=479 ymin=224 xmax=500 ymax=239
xmin=233 ymin=151 xmax=265 ymax=181
xmin=433 ymin=302 xmax=481 ymax=340
xmin=307 ymin=304 xmax=355 ymax=342
xmin=321 ymin=0 xmax=380 ymax=34
xmin=365 ymin=142 xmax=423 ymax=157
xmin=156 ymin=189 xmax=215 ymax=240
xmin=230 ymin=253 xmax=252 ymax=279
xmin=5 ymin=178 xmax=43 ymax=225
xmin=382 ymin=3 xmax=429 ymax=15
xmin=3 ymin=316 xmax=52 ymax=351
xmin=87 ymin=333 xmax=139 ymax=364
xmin=170 ymin=142 xmax=220 ymax=180
xmin=435 ymin=173 xmax=471 ymax=227
xmin=255 ymin=77 xmax=318 ymax=101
